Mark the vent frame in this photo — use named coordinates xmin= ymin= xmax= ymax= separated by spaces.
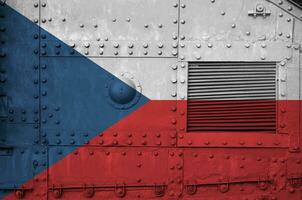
xmin=186 ymin=62 xmax=278 ymax=133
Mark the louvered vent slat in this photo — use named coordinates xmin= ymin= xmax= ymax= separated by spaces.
xmin=187 ymin=63 xmax=277 ymax=132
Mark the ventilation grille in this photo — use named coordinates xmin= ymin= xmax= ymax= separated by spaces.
xmin=187 ymin=62 xmax=277 ymax=132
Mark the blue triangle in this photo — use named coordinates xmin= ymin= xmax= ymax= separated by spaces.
xmin=0 ymin=3 xmax=149 ymax=198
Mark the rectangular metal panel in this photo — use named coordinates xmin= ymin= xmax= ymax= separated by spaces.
xmin=40 ymin=0 xmax=178 ymax=57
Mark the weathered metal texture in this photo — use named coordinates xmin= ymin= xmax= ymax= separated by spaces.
xmin=40 ymin=0 xmax=178 ymax=57
xmin=1 ymin=0 xmax=302 ymax=199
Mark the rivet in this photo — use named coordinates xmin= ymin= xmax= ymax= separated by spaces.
xmin=180 ymin=20 xmax=185 ymax=24
xmin=113 ymin=43 xmax=119 ymax=48
xmin=157 ymin=42 xmax=164 ymax=48
xmin=126 ymin=18 xmax=131 ymax=22
xmin=221 ymin=11 xmax=225 ymax=15
xmin=287 ymin=18 xmax=291 ymax=22
xmin=144 ymin=24 xmax=149 ymax=28
xmin=171 ymin=77 xmax=177 ymax=83
xmin=181 ymin=4 xmax=186 ymax=8
xmin=128 ymin=43 xmax=134 ymax=48
xmin=143 ymin=43 xmax=148 ymax=48
xmin=84 ymin=43 xmax=90 ymax=48
xmin=245 ymin=43 xmax=250 ymax=48
xmin=288 ymin=6 xmax=293 ymax=11
xmin=158 ymin=24 xmax=163 ymax=28
xmin=207 ymin=43 xmax=213 ymax=48
xmin=231 ymin=23 xmax=236 ymax=28
xmin=246 ymin=31 xmax=250 ymax=36
xmin=294 ymin=45 xmax=299 ymax=50
xmin=226 ymin=43 xmax=231 ymax=48
xmin=279 ymin=13 xmax=283 ymax=17
xmin=173 ymin=3 xmax=178 ymax=7
xmin=261 ymin=43 xmax=266 ymax=48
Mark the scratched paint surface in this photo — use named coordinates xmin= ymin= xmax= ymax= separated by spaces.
xmin=1 ymin=0 xmax=302 ymax=199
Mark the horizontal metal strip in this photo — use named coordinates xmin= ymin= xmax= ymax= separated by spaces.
xmin=188 ymin=122 xmax=276 ymax=127
xmin=187 ymin=108 xmax=275 ymax=114
xmin=188 ymin=80 xmax=276 ymax=86
xmin=188 ymin=90 xmax=275 ymax=96
xmin=188 ymin=96 xmax=275 ymax=100
xmin=187 ymin=99 xmax=276 ymax=104
xmin=188 ymin=78 xmax=276 ymax=83
xmin=188 ymin=114 xmax=275 ymax=120
xmin=188 ymin=87 xmax=275 ymax=93
xmin=188 ymin=84 xmax=275 ymax=90
xmin=188 ymin=118 xmax=275 ymax=123
xmin=189 ymin=63 xmax=275 ymax=67
xmin=188 ymin=108 xmax=275 ymax=114
xmin=189 ymin=72 xmax=276 ymax=76
xmin=187 ymin=100 xmax=276 ymax=106
xmin=188 ymin=103 xmax=275 ymax=109
xmin=189 ymin=68 xmax=276 ymax=72
xmin=187 ymin=127 xmax=275 ymax=131
xmin=189 ymin=75 xmax=276 ymax=79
